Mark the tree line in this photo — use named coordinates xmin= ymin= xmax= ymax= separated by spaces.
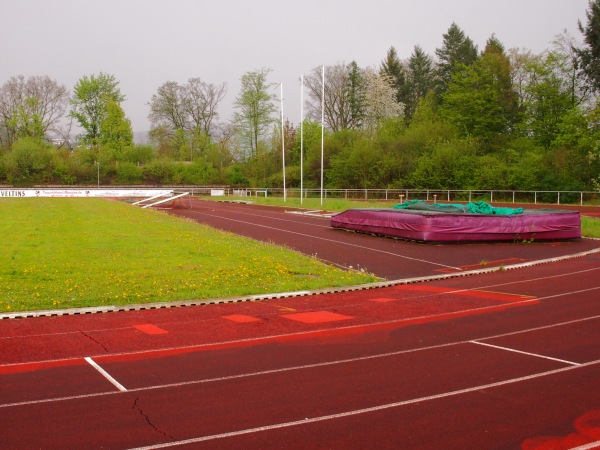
xmin=2 ymin=1 xmax=600 ymax=193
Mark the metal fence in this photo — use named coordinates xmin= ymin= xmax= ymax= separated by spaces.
xmin=225 ymin=188 xmax=600 ymax=206
xmin=25 ymin=185 xmax=600 ymax=206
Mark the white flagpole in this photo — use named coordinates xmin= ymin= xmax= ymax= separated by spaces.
xmin=280 ymin=82 xmax=286 ymax=202
xmin=320 ymin=65 xmax=325 ymax=207
xmin=300 ymin=74 xmax=304 ymax=205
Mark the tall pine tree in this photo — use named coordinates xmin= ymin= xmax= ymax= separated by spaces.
xmin=406 ymin=45 xmax=435 ymax=121
xmin=435 ymin=23 xmax=478 ymax=100
xmin=380 ymin=46 xmax=409 ymax=105
xmin=577 ymin=0 xmax=600 ymax=92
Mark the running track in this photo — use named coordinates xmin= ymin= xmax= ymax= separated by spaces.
xmin=168 ymin=199 xmax=600 ymax=279
xmin=1 ymin=200 xmax=600 ymax=449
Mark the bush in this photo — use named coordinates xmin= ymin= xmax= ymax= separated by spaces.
xmin=4 ymin=137 xmax=53 ymax=184
xmin=116 ymin=162 xmax=143 ymax=184
xmin=142 ymin=159 xmax=174 ymax=184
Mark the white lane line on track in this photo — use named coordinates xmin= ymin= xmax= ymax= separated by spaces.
xmin=196 ymin=211 xmax=461 ymax=271
xmin=469 ymin=341 xmax=581 ymax=366
xmin=4 ymin=311 xmax=600 ymax=410
xmin=128 ymin=359 xmax=600 ymax=450
xmin=3 ymin=287 xmax=599 ymax=374
xmin=572 ymin=441 xmax=600 ymax=450
xmin=2 ymin=266 xmax=599 ymax=342
xmin=84 ymin=357 xmax=127 ymax=392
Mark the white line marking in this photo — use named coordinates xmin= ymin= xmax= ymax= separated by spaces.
xmin=479 ymin=314 xmax=600 ymax=341
xmin=571 ymin=441 xmax=600 ymax=450
xmin=2 ymin=266 xmax=599 ymax=342
xmin=127 ymin=359 xmax=600 ymax=449
xmin=469 ymin=340 xmax=581 ymax=366
xmin=3 ymin=296 xmax=599 ymax=376
xmin=84 ymin=357 xmax=127 ymax=392
xmin=198 ymin=211 xmax=461 ymax=270
xmin=5 ymin=311 xmax=600 ymax=410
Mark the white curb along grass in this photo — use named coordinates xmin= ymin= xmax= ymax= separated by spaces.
xmin=2 ymin=247 xmax=600 ymax=320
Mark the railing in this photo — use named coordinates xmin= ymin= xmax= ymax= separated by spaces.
xmin=224 ymin=188 xmax=600 ymax=206
xmin=22 ymin=185 xmax=600 ymax=206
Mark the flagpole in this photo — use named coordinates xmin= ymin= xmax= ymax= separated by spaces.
xmin=320 ymin=65 xmax=325 ymax=207
xmin=280 ymin=82 xmax=286 ymax=202
xmin=300 ymin=74 xmax=304 ymax=205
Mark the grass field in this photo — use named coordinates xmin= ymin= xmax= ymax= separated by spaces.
xmin=0 ymin=198 xmax=379 ymax=313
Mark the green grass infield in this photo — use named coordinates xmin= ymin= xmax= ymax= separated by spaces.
xmin=0 ymin=198 xmax=379 ymax=313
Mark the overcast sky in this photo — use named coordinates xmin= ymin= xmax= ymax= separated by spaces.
xmin=0 ymin=0 xmax=592 ymax=134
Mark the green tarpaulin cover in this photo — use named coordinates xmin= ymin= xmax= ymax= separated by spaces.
xmin=393 ymin=200 xmax=523 ymax=215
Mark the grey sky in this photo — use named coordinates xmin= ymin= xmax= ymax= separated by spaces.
xmin=1 ymin=0 xmax=591 ymax=134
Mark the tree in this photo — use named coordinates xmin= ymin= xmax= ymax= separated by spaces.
xmin=233 ymin=68 xmax=277 ymax=159
xmin=347 ymin=61 xmax=366 ymax=129
xmin=577 ymin=0 xmax=600 ymax=92
xmin=380 ymin=46 xmax=409 ymax=105
xmin=552 ymin=30 xmax=590 ymax=106
xmin=183 ymin=78 xmax=227 ymax=137
xmin=362 ymin=68 xmax=405 ymax=130
xmin=304 ymin=63 xmax=359 ymax=132
xmin=70 ymin=73 xmax=125 ymax=146
xmin=98 ymin=100 xmax=134 ymax=151
xmin=0 ymin=75 xmax=69 ymax=149
xmin=149 ymin=78 xmax=226 ymax=137
xmin=435 ymin=23 xmax=478 ymax=99
xmin=148 ymin=81 xmax=187 ymax=131
xmin=406 ymin=45 xmax=436 ymax=120
xmin=441 ymin=36 xmax=518 ymax=147
xmin=517 ymin=50 xmax=580 ymax=148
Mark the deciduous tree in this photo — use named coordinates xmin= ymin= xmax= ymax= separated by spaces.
xmin=362 ymin=68 xmax=404 ymax=130
xmin=69 ymin=73 xmax=125 ymax=147
xmin=441 ymin=36 xmax=518 ymax=147
xmin=98 ymin=100 xmax=134 ymax=151
xmin=304 ymin=63 xmax=357 ymax=132
xmin=233 ymin=68 xmax=276 ymax=159
xmin=0 ymin=75 xmax=69 ymax=149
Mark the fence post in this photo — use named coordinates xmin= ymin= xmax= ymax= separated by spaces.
xmin=558 ymin=192 xmax=560 ymax=205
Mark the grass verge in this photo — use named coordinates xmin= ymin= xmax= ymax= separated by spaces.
xmin=0 ymin=198 xmax=379 ymax=312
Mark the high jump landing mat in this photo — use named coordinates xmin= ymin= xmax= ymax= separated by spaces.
xmin=330 ymin=208 xmax=581 ymax=243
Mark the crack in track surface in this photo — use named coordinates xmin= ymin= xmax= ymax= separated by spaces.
xmin=133 ymin=397 xmax=176 ymax=440
xmin=78 ymin=330 xmax=110 ymax=353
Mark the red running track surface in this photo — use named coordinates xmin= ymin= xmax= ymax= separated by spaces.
xmin=1 ymin=252 xmax=600 ymax=449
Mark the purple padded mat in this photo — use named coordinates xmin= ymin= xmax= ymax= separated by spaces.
xmin=330 ymin=208 xmax=581 ymax=242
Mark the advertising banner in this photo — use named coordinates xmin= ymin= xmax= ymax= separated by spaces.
xmin=0 ymin=189 xmax=173 ymax=198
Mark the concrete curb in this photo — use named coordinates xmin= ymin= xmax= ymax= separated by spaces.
xmin=3 ymin=246 xmax=600 ymax=320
